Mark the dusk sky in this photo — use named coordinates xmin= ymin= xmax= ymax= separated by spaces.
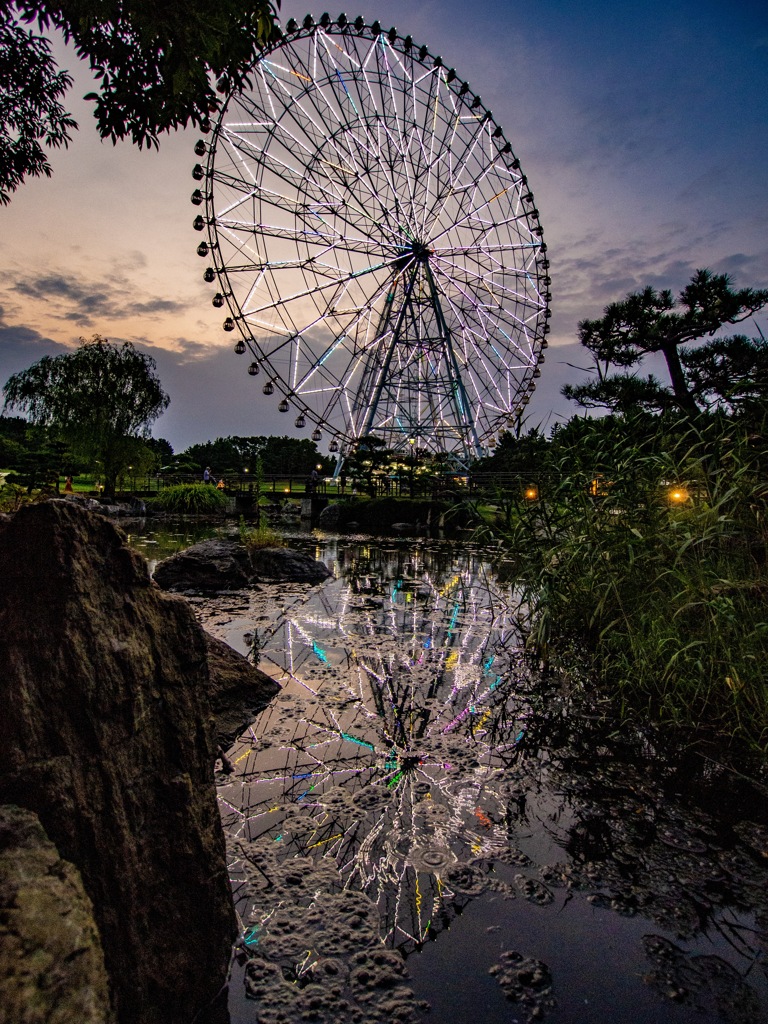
xmin=1 ymin=0 xmax=767 ymax=453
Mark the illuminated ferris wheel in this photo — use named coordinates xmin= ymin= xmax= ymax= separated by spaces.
xmin=192 ymin=13 xmax=551 ymax=462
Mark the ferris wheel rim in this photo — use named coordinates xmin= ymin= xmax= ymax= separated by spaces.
xmin=194 ymin=15 xmax=551 ymax=458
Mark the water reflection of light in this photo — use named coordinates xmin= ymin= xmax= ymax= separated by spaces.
xmin=219 ymin=542 xmax=536 ymax=953
xmin=210 ymin=536 xmax=768 ymax=1022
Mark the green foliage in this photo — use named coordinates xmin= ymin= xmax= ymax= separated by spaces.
xmin=2 ymin=1 xmax=279 ymax=201
xmin=150 ymin=484 xmax=230 ymax=514
xmin=144 ymin=436 xmax=174 ymax=466
xmin=0 ymin=479 xmax=32 ymax=513
xmin=180 ymin=435 xmax=333 ymax=476
xmin=342 ymin=435 xmax=458 ymax=498
xmin=472 ymin=426 xmax=550 ymax=477
xmin=564 ymin=270 xmax=768 ymax=417
xmin=480 ymin=414 xmax=768 ymax=752
xmin=0 ymin=15 xmax=77 ymax=204
xmin=0 ymin=415 xmax=77 ymax=492
xmin=238 ymin=516 xmax=283 ymax=549
xmin=2 ymin=335 xmax=169 ymax=498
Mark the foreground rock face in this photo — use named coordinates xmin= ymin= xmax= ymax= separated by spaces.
xmin=0 ymin=805 xmax=114 ymax=1024
xmin=205 ymin=632 xmax=279 ymax=749
xmin=154 ymin=537 xmax=332 ymax=593
xmin=0 ymin=502 xmax=236 ymax=1024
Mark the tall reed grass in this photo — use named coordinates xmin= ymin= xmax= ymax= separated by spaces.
xmin=481 ymin=417 xmax=768 ymax=752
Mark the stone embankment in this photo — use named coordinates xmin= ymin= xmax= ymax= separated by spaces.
xmin=0 ymin=501 xmax=278 ymax=1023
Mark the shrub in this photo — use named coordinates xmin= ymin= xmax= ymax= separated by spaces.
xmin=150 ymin=484 xmax=230 ymax=514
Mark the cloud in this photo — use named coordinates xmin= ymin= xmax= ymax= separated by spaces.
xmin=0 ymin=324 xmax=72 ymax=405
xmin=144 ymin=341 xmax=295 ymax=450
xmin=8 ymin=269 xmax=190 ymax=329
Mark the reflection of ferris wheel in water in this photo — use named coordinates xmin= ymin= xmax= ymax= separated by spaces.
xmin=192 ymin=14 xmax=551 ymax=463
xmin=221 ymin=547 xmax=536 ymax=954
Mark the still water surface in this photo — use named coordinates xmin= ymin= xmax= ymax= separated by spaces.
xmin=129 ymin=524 xmax=768 ymax=1024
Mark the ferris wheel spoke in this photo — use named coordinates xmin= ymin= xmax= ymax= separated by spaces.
xmin=426 ymin=151 xmax=519 ymax=242
xmin=419 ymin=101 xmax=490 ymax=232
xmin=221 ymin=224 xmax=395 ymax=262
xmin=375 ymin=45 xmax=427 ymax=230
xmin=451 ymin=302 xmax=537 ymax=374
xmin=433 ymin=258 xmax=543 ymax=319
xmin=291 ymin=40 xmax=410 ymax=235
xmin=242 ymin=259 xmax=396 ymax=319
xmin=374 ymin=40 xmax=420 ymax=217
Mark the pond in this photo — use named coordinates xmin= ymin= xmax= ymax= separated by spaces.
xmin=130 ymin=526 xmax=768 ymax=1024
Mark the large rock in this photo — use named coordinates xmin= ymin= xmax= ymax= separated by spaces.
xmin=154 ymin=537 xmax=332 ymax=593
xmin=248 ymin=545 xmax=332 ymax=582
xmin=152 ymin=537 xmax=253 ymax=592
xmin=205 ymin=633 xmax=279 ymax=749
xmin=0 ymin=805 xmax=113 ymax=1024
xmin=0 ymin=502 xmax=236 ymax=1024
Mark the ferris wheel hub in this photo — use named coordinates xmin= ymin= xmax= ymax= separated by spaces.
xmin=410 ymin=241 xmax=432 ymax=262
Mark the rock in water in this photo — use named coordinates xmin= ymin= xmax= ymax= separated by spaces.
xmin=0 ymin=502 xmax=236 ymax=1024
xmin=153 ymin=537 xmax=253 ymax=593
xmin=0 ymin=804 xmax=114 ymax=1024
xmin=154 ymin=537 xmax=332 ymax=592
xmin=247 ymin=545 xmax=332 ymax=582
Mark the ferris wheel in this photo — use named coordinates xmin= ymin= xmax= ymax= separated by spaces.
xmin=192 ymin=13 xmax=551 ymax=462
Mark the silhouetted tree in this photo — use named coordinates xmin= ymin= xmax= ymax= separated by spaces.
xmin=564 ymin=270 xmax=768 ymax=417
xmin=3 ymin=335 xmax=169 ymax=498
xmin=1 ymin=0 xmax=279 ymax=202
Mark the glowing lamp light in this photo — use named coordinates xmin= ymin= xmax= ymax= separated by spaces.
xmin=668 ymin=486 xmax=689 ymax=503
xmin=524 ymin=486 xmax=539 ymax=501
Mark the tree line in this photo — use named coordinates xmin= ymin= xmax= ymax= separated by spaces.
xmin=2 ymin=270 xmax=767 ymax=500
xmin=0 ymin=335 xmax=332 ymax=498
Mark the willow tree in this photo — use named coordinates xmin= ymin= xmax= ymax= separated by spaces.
xmin=3 ymin=335 xmax=169 ymax=498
